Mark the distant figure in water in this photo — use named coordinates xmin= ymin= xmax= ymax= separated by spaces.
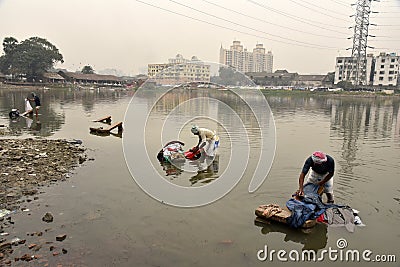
xmin=190 ymin=125 xmax=219 ymax=157
xmin=28 ymin=92 xmax=41 ymax=118
xmin=296 ymin=151 xmax=335 ymax=203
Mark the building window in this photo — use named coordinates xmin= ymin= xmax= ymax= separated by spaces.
xmin=381 ymin=65 xmax=384 ymax=68
xmin=390 ymin=65 xmax=394 ymax=68
xmin=379 ymin=71 xmax=385 ymax=74
xmin=389 ymin=71 xmax=394 ymax=75
xmin=338 ymin=60 xmax=343 ymax=63
xmin=389 ymin=77 xmax=393 ymax=81
xmin=379 ymin=77 xmax=384 ymax=81
xmin=381 ymin=59 xmax=385 ymax=63
xmin=391 ymin=58 xmax=395 ymax=62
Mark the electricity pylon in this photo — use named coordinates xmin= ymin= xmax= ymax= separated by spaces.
xmin=350 ymin=0 xmax=375 ymax=86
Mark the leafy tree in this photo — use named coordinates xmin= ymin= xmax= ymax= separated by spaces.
xmin=336 ymin=80 xmax=353 ymax=90
xmin=211 ymin=66 xmax=252 ymax=86
xmin=0 ymin=36 xmax=63 ymax=81
xmin=81 ymin=65 xmax=95 ymax=74
xmin=0 ymin=37 xmax=19 ymax=76
xmin=2 ymin=37 xmax=18 ymax=54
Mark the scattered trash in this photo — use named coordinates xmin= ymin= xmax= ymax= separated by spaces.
xmin=0 ymin=209 xmax=12 ymax=218
xmin=66 ymin=139 xmax=83 ymax=145
xmin=56 ymin=234 xmax=67 ymax=242
xmin=11 ymin=237 xmax=21 ymax=244
xmin=28 ymin=243 xmax=37 ymax=249
xmin=42 ymin=212 xmax=54 ymax=223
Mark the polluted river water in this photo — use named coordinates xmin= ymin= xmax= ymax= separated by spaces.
xmin=0 ymin=85 xmax=399 ymax=266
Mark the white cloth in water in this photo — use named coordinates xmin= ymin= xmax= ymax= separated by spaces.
xmin=25 ymin=117 xmax=33 ymax=128
xmin=163 ymin=143 xmax=184 ymax=160
xmin=325 ymin=207 xmax=355 ymax=232
xmin=25 ymin=98 xmax=33 ymax=112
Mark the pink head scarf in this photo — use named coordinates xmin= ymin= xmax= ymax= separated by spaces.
xmin=312 ymin=151 xmax=327 ymax=164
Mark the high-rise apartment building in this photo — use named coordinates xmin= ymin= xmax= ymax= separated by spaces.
xmin=219 ymin=41 xmax=273 ymax=73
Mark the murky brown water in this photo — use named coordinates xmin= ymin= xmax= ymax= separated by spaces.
xmin=0 ymin=86 xmax=399 ymax=266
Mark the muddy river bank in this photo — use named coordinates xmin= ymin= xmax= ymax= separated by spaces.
xmin=0 ymin=138 xmax=87 ymax=265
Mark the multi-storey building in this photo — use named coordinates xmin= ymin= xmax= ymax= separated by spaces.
xmin=265 ymin=51 xmax=273 ymax=74
xmin=219 ymin=41 xmax=273 ymax=73
xmin=373 ymin=52 xmax=399 ymax=87
xmin=148 ymin=54 xmax=210 ymax=85
xmin=334 ymin=57 xmax=367 ymax=85
xmin=334 ymin=52 xmax=399 ymax=87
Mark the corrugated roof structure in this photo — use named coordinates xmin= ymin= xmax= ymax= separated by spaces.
xmin=58 ymin=71 xmax=122 ymax=82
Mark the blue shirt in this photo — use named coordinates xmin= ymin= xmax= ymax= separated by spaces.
xmin=34 ymin=95 xmax=41 ymax=107
xmin=301 ymin=155 xmax=335 ymax=175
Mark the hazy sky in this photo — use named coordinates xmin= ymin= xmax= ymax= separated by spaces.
xmin=0 ymin=0 xmax=399 ymax=76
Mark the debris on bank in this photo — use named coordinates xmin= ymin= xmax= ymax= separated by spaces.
xmin=0 ymin=138 xmax=87 ymax=265
xmin=0 ymin=138 xmax=87 ymax=211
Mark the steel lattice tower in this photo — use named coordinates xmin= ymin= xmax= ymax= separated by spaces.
xmin=351 ymin=0 xmax=372 ymax=86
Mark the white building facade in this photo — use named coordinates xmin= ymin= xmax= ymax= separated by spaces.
xmin=219 ymin=41 xmax=273 ymax=73
xmin=334 ymin=52 xmax=399 ymax=87
xmin=373 ymin=52 xmax=399 ymax=87
xmin=148 ymin=54 xmax=210 ymax=85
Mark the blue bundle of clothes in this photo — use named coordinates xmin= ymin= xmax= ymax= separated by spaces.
xmin=286 ymin=183 xmax=362 ymax=232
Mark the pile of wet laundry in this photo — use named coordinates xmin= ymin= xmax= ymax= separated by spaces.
xmin=286 ymin=183 xmax=364 ymax=232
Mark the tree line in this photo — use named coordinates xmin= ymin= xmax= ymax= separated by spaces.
xmin=0 ymin=36 xmax=95 ymax=82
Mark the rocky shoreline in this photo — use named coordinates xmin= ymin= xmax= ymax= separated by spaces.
xmin=0 ymin=138 xmax=88 ymax=266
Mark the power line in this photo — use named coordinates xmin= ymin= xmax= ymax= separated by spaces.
xmin=372 ymin=39 xmax=400 ymax=41
xmin=288 ymin=0 xmax=352 ymax=20
xmin=167 ymin=0 xmax=342 ymax=48
xmin=247 ymin=0 xmax=349 ymax=32
xmin=375 ymin=11 xmax=400 ymax=13
xmin=200 ymin=0 xmax=344 ymax=39
xmin=372 ymin=28 xmax=400 ymax=31
xmin=329 ymin=0 xmax=351 ymax=8
xmin=371 ymin=16 xmax=400 ymax=19
xmin=135 ymin=0 xmax=344 ymax=50
xmin=375 ymin=24 xmax=400 ymax=26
